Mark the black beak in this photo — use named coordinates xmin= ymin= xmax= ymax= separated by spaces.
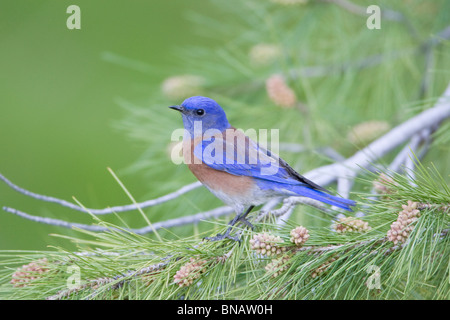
xmin=169 ymin=105 xmax=184 ymax=113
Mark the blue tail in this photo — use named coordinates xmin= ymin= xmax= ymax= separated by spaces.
xmin=289 ymin=185 xmax=356 ymax=211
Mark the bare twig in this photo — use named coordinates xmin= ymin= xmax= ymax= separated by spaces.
xmin=279 ymin=143 xmax=346 ymax=162
xmin=387 ymin=130 xmax=426 ymax=173
xmin=305 ymin=83 xmax=450 ymax=187
xmin=3 ymin=205 xmax=234 ymax=235
xmin=256 ymin=196 xmax=334 ymax=225
xmin=2 ymin=207 xmax=109 ymax=232
xmin=0 ymin=172 xmax=201 ymax=215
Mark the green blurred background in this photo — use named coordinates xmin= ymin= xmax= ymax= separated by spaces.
xmin=0 ymin=0 xmax=218 ymax=250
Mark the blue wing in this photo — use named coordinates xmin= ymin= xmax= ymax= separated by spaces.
xmin=193 ymin=132 xmax=356 ymax=211
xmin=193 ymin=133 xmax=299 ymax=185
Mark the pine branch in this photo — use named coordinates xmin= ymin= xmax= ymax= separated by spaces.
xmin=2 ymin=160 xmax=449 ymax=299
xmin=41 ymin=202 xmax=450 ymax=299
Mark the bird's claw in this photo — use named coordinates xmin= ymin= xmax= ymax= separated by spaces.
xmin=203 ymin=227 xmax=241 ymax=242
xmin=234 ymin=216 xmax=254 ymax=230
xmin=204 ymin=207 xmax=255 ymax=242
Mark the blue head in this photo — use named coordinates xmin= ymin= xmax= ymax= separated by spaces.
xmin=169 ymin=96 xmax=231 ymax=137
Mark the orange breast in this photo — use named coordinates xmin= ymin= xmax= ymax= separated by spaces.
xmin=183 ymin=135 xmax=254 ymax=197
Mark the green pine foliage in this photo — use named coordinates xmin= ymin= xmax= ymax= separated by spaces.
xmin=1 ymin=0 xmax=449 ymax=299
xmin=1 ymin=159 xmax=448 ymax=299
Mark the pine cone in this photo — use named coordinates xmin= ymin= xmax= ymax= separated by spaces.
xmin=387 ymin=200 xmax=420 ymax=245
xmin=249 ymin=232 xmax=286 ymax=256
xmin=311 ymin=256 xmax=337 ymax=279
xmin=265 ymin=256 xmax=290 ymax=278
xmin=347 ymin=120 xmax=390 ymax=146
xmin=290 ymin=226 xmax=310 ymax=246
xmin=173 ymin=258 xmax=207 ymax=287
xmin=265 ymin=74 xmax=297 ymax=108
xmin=11 ymin=258 xmax=49 ymax=287
xmin=161 ymin=75 xmax=204 ymax=101
xmin=249 ymin=43 xmax=282 ymax=67
xmin=373 ymin=173 xmax=396 ymax=195
xmin=333 ymin=216 xmax=371 ymax=233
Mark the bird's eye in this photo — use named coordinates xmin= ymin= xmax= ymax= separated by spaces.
xmin=196 ymin=109 xmax=205 ymax=116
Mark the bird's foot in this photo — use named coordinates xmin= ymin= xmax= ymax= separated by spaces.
xmin=204 ymin=208 xmax=255 ymax=242
xmin=227 ymin=211 xmax=254 ymax=229
xmin=203 ymin=227 xmax=241 ymax=242
xmin=233 ymin=216 xmax=254 ymax=230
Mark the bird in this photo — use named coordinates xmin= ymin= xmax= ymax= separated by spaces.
xmin=170 ymin=96 xmax=356 ymax=241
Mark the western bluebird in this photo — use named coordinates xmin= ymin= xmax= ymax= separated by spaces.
xmin=170 ymin=96 xmax=356 ymax=240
